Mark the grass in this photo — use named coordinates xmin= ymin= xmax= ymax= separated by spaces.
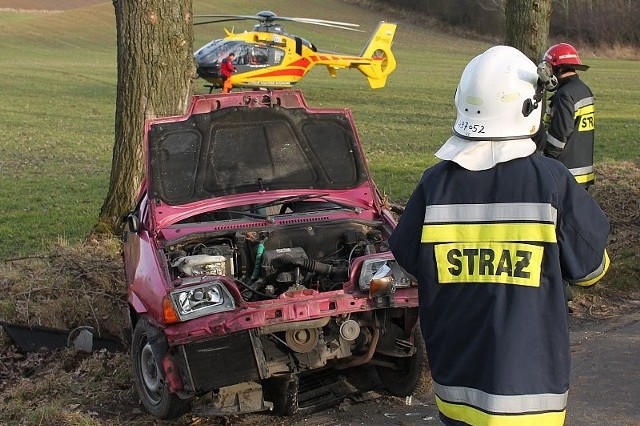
xmin=1 ymin=0 xmax=638 ymax=258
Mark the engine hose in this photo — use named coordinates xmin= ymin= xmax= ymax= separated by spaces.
xmin=251 ymin=241 xmax=265 ymax=281
xmin=275 ymin=255 xmax=347 ymax=278
xmin=295 ymin=257 xmax=332 ymax=276
xmin=234 ymin=278 xmax=276 ymax=299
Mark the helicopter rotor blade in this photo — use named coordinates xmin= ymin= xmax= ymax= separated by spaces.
xmin=194 ymin=17 xmax=256 ymax=26
xmin=194 ymin=11 xmax=361 ymax=31
xmin=195 ymin=14 xmax=264 ymax=20
xmin=283 ymin=20 xmax=364 ymax=32
xmin=284 ymin=17 xmax=360 ymax=27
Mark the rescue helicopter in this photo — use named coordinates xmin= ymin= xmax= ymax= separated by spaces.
xmin=193 ymin=10 xmax=397 ymax=91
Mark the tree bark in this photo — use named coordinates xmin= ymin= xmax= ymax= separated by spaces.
xmin=96 ymin=0 xmax=195 ymax=234
xmin=504 ymin=0 xmax=552 ymax=62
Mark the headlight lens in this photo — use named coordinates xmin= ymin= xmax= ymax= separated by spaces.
xmin=170 ymin=281 xmax=235 ymax=321
xmin=359 ymin=258 xmax=413 ymax=295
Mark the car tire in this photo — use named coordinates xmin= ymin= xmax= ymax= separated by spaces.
xmin=376 ymin=325 xmax=430 ymax=397
xmin=263 ymin=374 xmax=299 ymax=416
xmin=131 ymin=317 xmax=192 ymax=419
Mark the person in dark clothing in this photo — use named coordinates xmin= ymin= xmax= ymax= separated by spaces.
xmin=390 ymin=46 xmax=610 ymax=426
xmin=220 ymin=52 xmax=236 ymax=94
xmin=542 ymin=43 xmax=595 ymax=190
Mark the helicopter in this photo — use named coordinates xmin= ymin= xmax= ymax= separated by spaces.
xmin=193 ymin=11 xmax=397 ymax=91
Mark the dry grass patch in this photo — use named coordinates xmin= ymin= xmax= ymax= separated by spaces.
xmin=570 ymin=160 xmax=640 ymax=318
xmin=1 ymin=235 xmax=128 ymax=339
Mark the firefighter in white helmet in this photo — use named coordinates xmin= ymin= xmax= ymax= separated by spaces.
xmin=390 ymin=45 xmax=610 ymax=426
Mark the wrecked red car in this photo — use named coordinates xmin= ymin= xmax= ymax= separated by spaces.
xmin=122 ymin=90 xmax=422 ymax=419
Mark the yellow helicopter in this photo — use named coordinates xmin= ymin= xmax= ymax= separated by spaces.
xmin=194 ymin=11 xmax=397 ymax=91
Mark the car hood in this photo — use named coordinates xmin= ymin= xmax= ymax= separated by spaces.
xmin=145 ymin=91 xmax=371 ymax=207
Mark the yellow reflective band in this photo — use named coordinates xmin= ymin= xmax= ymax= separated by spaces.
xmin=574 ymin=104 xmax=594 ymax=118
xmin=575 ymin=173 xmax=595 ymax=184
xmin=578 ymin=113 xmax=594 ymax=131
xmin=434 ymin=243 xmax=543 ymax=287
xmin=436 ymin=396 xmax=566 ymax=426
xmin=421 ymin=223 xmax=557 ymax=243
xmin=575 ymin=250 xmax=610 ymax=287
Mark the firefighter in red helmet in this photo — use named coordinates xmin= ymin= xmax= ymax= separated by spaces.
xmin=541 ymin=43 xmax=596 ymax=190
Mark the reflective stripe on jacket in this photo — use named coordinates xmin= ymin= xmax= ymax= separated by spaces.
xmin=390 ymin=155 xmax=609 ymax=425
xmin=543 ymin=74 xmax=595 ymax=187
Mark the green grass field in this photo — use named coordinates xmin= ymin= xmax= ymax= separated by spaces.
xmin=0 ymin=0 xmax=639 ymax=259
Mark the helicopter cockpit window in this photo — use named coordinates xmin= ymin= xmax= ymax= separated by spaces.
xmin=232 ymin=44 xmax=251 ymax=65
xmin=195 ymin=40 xmax=245 ymax=65
xmin=249 ymin=46 xmax=269 ymax=65
xmin=272 ymin=48 xmax=285 ymax=65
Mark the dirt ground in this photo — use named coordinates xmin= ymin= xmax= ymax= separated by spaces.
xmin=2 ymin=298 xmax=639 ymax=425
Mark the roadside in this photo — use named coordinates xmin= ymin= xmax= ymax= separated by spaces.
xmin=567 ymin=304 xmax=640 ymax=426
xmin=203 ymin=299 xmax=640 ymax=426
xmin=2 ymin=301 xmax=639 ymax=425
xmin=267 ymin=303 xmax=640 ymax=426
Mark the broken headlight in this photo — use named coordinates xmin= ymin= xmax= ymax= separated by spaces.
xmin=358 ymin=259 xmax=413 ymax=297
xmin=169 ymin=281 xmax=235 ymax=321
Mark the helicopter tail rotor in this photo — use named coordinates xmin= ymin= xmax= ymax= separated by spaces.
xmin=357 ymin=22 xmax=397 ymax=89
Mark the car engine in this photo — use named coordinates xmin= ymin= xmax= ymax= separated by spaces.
xmin=164 ymin=221 xmax=388 ymax=301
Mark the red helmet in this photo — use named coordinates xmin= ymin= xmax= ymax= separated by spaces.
xmin=543 ymin=43 xmax=589 ymax=70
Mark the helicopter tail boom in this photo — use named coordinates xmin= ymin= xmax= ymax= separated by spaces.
xmin=357 ymin=21 xmax=397 ymax=89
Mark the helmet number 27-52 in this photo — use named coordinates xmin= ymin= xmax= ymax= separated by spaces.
xmin=457 ymin=121 xmax=486 ymax=134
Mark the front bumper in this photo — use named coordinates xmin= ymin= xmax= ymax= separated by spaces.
xmin=163 ymin=287 xmax=419 ymax=346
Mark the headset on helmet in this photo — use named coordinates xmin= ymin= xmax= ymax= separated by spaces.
xmin=543 ymin=43 xmax=589 ymax=71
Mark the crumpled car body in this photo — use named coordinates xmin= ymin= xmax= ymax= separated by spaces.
xmin=122 ymin=90 xmax=422 ymax=419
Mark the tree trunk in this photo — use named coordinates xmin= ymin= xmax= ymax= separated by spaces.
xmin=504 ymin=0 xmax=552 ymax=62
xmin=96 ymin=0 xmax=195 ymax=234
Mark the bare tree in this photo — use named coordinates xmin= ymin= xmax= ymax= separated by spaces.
xmin=505 ymin=0 xmax=553 ymax=62
xmin=96 ymin=0 xmax=196 ymax=234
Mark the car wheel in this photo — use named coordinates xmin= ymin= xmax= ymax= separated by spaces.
xmin=376 ymin=325 xmax=430 ymax=397
xmin=131 ymin=318 xmax=191 ymax=419
xmin=263 ymin=374 xmax=299 ymax=416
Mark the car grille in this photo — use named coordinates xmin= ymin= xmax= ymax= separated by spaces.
xmin=182 ymin=331 xmax=261 ymax=391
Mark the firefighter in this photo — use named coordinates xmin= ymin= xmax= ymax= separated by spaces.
xmin=542 ymin=43 xmax=595 ymax=189
xmin=390 ymin=46 xmax=610 ymax=426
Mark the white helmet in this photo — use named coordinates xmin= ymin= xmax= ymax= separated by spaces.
xmin=435 ymin=45 xmax=542 ymax=171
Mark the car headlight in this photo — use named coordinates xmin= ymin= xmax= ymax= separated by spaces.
xmin=359 ymin=259 xmax=413 ymax=297
xmin=169 ymin=281 xmax=235 ymax=322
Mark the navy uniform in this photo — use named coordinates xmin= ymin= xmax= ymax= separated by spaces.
xmin=390 ymin=46 xmax=610 ymax=426
xmin=544 ymin=74 xmax=595 ymax=188
xmin=542 ymin=43 xmax=595 ymax=189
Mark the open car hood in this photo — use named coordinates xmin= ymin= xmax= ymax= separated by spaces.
xmin=145 ymin=91 xmax=371 ymax=208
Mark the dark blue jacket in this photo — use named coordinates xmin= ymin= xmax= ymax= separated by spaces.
xmin=544 ymin=74 xmax=595 ymax=188
xmin=390 ymin=154 xmax=609 ymax=425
